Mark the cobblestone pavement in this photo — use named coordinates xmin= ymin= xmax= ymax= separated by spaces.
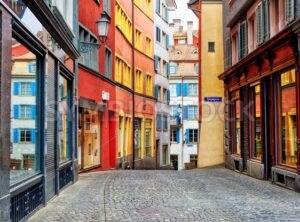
xmin=28 ymin=167 xmax=300 ymax=222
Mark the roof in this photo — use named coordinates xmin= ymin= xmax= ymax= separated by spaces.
xmin=174 ymin=30 xmax=198 ymax=38
xmin=169 ymin=45 xmax=199 ymax=61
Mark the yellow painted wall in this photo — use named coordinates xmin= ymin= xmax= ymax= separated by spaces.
xmin=198 ymin=2 xmax=225 ymax=167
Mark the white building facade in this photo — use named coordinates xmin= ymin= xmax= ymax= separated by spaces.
xmin=154 ymin=0 xmax=176 ymax=169
xmin=169 ymin=20 xmax=199 ymax=170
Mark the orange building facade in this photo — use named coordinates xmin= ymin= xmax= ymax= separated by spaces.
xmin=115 ymin=0 xmax=156 ymax=169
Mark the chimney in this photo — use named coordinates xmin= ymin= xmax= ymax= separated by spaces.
xmin=169 ymin=23 xmax=175 ymax=46
xmin=187 ymin=21 xmax=193 ymax=45
xmin=173 ymin=19 xmax=181 ymax=32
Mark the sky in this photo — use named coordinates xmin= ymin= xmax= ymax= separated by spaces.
xmin=169 ymin=0 xmax=199 ymax=29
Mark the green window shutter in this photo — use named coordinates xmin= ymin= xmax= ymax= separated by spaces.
xmin=256 ymin=4 xmax=263 ymax=46
xmin=285 ymin=0 xmax=295 ymax=22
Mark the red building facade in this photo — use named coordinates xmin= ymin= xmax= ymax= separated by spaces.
xmin=78 ymin=0 xmax=116 ymax=171
xmin=219 ymin=0 xmax=300 ymax=192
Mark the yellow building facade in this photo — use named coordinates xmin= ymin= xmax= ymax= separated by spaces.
xmin=189 ymin=0 xmax=225 ymax=167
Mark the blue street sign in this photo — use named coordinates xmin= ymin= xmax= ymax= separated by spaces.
xmin=204 ymin=97 xmax=222 ymax=102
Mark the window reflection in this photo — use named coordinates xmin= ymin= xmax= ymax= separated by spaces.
xmin=58 ymin=75 xmax=70 ymax=162
xmin=235 ymin=100 xmax=241 ymax=155
xmin=280 ymin=69 xmax=297 ymax=166
xmin=10 ymin=38 xmax=39 ymax=184
xmin=250 ymin=85 xmax=262 ymax=160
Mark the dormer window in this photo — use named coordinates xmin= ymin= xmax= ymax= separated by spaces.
xmin=176 ymin=51 xmax=182 ymax=55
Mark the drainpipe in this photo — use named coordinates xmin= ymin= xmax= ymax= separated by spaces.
xmin=132 ymin=0 xmax=136 ymax=169
xmin=198 ymin=1 xmax=202 ymax=140
xmin=181 ymin=77 xmax=184 ymax=170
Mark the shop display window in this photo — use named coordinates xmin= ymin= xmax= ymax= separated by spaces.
xmin=250 ymin=85 xmax=262 ymax=160
xmin=279 ymin=69 xmax=297 ymax=167
xmin=10 ymin=38 xmax=39 ymax=185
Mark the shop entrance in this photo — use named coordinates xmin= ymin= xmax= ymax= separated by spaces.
xmin=78 ymin=108 xmax=101 ymax=171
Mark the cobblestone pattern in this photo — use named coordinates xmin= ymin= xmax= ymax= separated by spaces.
xmin=28 ymin=168 xmax=300 ymax=222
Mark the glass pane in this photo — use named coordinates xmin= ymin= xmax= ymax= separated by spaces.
xmin=235 ymin=100 xmax=241 ymax=155
xmin=251 ymin=85 xmax=262 ymax=159
xmin=280 ymin=69 xmax=297 ymax=166
xmin=58 ymin=75 xmax=70 ymax=162
xmin=10 ymin=38 xmax=39 ymax=184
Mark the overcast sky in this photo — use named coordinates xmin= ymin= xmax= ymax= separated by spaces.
xmin=169 ymin=0 xmax=198 ymax=29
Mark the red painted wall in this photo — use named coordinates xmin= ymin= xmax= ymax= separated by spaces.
xmin=78 ymin=0 xmax=116 ymax=170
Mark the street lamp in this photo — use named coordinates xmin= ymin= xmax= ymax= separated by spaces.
xmin=97 ymin=12 xmax=110 ymax=44
xmin=79 ymin=12 xmax=111 ymax=53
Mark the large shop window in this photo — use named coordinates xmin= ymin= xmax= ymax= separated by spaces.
xmin=279 ymin=69 xmax=297 ymax=167
xmin=250 ymin=85 xmax=262 ymax=160
xmin=232 ymin=97 xmax=241 ymax=155
xmin=10 ymin=38 xmax=39 ymax=185
xmin=58 ymin=75 xmax=71 ymax=163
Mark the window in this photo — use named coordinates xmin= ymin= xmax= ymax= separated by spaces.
xmin=162 ymin=60 xmax=167 ymax=77
xmin=115 ymin=3 xmax=132 ymax=42
xmin=171 ymin=128 xmax=180 ymax=143
xmin=135 ymin=69 xmax=143 ymax=93
xmin=186 ymin=129 xmax=198 ymax=143
xmin=170 ymin=106 xmax=178 ymax=117
xmin=156 ymin=0 xmax=161 ymax=13
xmin=178 ymin=39 xmax=186 ymax=45
xmin=115 ymin=56 xmax=131 ymax=88
xmin=20 ymin=105 xmax=32 ymax=119
xmin=233 ymin=99 xmax=241 ymax=155
xmin=20 ymin=129 xmax=33 ymax=143
xmin=188 ymin=106 xmax=198 ymax=120
xmin=250 ymin=85 xmax=262 ymax=160
xmin=188 ymin=83 xmax=198 ymax=96
xmin=285 ymin=0 xmax=295 ymax=23
xmin=146 ymin=37 xmax=152 ymax=57
xmin=105 ymin=48 xmax=112 ymax=79
xmin=156 ymin=27 xmax=161 ymax=43
xmin=146 ymin=0 xmax=152 ymax=17
xmin=163 ymin=115 xmax=168 ymax=130
xmin=157 ymin=86 xmax=162 ymax=101
xmin=10 ymin=38 xmax=39 ymax=185
xmin=58 ymin=75 xmax=71 ymax=163
xmin=163 ymin=88 xmax=167 ymax=103
xmin=170 ymin=84 xmax=176 ymax=97
xmin=158 ymin=57 xmax=162 ymax=73
xmin=170 ymin=64 xmax=177 ymax=74
xmin=238 ymin=22 xmax=247 ymax=60
xmin=103 ymin=0 xmax=111 ymax=15
xmin=162 ymin=32 xmax=166 ymax=48
xmin=256 ymin=1 xmax=270 ymax=46
xmin=208 ymin=42 xmax=215 ymax=52
xmin=146 ymin=74 xmax=153 ymax=96
xmin=134 ymin=118 xmax=142 ymax=158
xmin=79 ymin=26 xmax=98 ymax=71
xmin=18 ymin=82 xmax=35 ymax=96
xmin=156 ymin=114 xmax=162 ymax=131
xmin=145 ymin=119 xmax=152 ymax=157
xmin=279 ymin=69 xmax=297 ymax=166
xmin=135 ymin=29 xmax=142 ymax=50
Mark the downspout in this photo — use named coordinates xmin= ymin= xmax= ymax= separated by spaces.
xmin=132 ymin=0 xmax=136 ymax=169
xmin=198 ymin=1 xmax=202 ymax=137
xmin=181 ymin=77 xmax=184 ymax=170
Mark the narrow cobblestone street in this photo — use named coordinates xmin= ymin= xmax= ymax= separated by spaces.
xmin=28 ymin=168 xmax=300 ymax=222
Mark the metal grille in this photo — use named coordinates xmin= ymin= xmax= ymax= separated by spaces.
xmin=10 ymin=182 xmax=43 ymax=222
xmin=45 ymin=56 xmax=57 ymax=202
xmin=59 ymin=165 xmax=73 ymax=190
